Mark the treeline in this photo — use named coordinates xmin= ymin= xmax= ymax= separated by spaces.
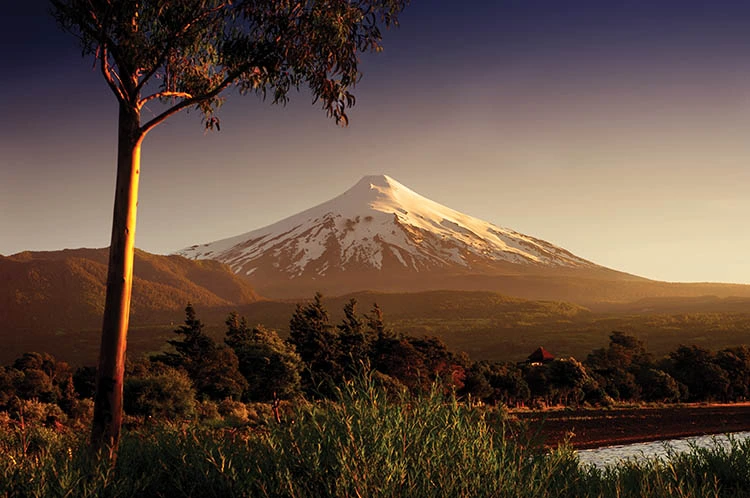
xmin=1 ymin=293 xmax=750 ymax=424
xmin=467 ymin=332 xmax=750 ymax=408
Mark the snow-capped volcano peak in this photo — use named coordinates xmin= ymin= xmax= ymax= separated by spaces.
xmin=319 ymin=174 xmax=439 ymax=216
xmin=176 ymin=175 xmax=596 ymax=294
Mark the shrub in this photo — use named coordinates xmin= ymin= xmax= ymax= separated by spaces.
xmin=123 ymin=368 xmax=196 ymax=420
xmin=217 ymin=399 xmax=248 ymax=426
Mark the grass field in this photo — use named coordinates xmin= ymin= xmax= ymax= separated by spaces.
xmin=3 ymin=375 xmax=750 ymax=497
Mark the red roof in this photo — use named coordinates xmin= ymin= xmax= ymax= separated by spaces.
xmin=528 ymin=347 xmax=554 ymax=363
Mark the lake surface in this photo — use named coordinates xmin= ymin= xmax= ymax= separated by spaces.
xmin=577 ymin=431 xmax=750 ymax=468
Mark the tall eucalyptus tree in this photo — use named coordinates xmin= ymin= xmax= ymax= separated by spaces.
xmin=51 ymin=0 xmax=408 ymax=451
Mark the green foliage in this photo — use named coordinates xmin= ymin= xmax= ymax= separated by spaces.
xmin=155 ymin=304 xmax=247 ymax=401
xmin=289 ymin=293 xmax=343 ymax=395
xmin=337 ymin=298 xmax=375 ymax=374
xmin=194 ymin=347 xmax=249 ymax=401
xmin=73 ymin=365 xmax=97 ymax=399
xmin=547 ymin=358 xmax=589 ymax=406
xmin=159 ymin=303 xmax=213 ymax=367
xmin=225 ymin=313 xmax=302 ymax=401
xmin=0 ymin=366 xmax=23 ymax=408
xmin=463 ymin=361 xmax=531 ymax=406
xmin=123 ymin=366 xmax=196 ymax=420
xmin=668 ymin=345 xmax=730 ymax=402
xmin=370 ymin=335 xmax=427 ymax=392
xmin=9 ymin=286 xmax=750 ymax=368
xmin=586 ymin=332 xmax=652 ymax=402
xmin=716 ymin=346 xmax=750 ymax=401
xmin=6 ymin=297 xmax=750 ymax=425
xmin=638 ymin=368 xmax=681 ymax=403
xmin=1 ymin=353 xmax=77 ymax=414
xmin=51 ymin=0 xmax=408 ymax=128
xmin=216 ymin=399 xmax=249 ymax=426
xmin=7 ymin=374 xmax=750 ymax=497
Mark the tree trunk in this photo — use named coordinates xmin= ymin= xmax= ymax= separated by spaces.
xmin=91 ymin=103 xmax=143 ymax=453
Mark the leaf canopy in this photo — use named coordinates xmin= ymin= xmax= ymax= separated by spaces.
xmin=51 ymin=0 xmax=408 ymax=130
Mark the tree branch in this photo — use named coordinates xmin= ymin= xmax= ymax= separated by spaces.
xmin=137 ymin=91 xmax=195 ymax=110
xmin=135 ymin=3 xmax=232 ymax=94
xmin=100 ymin=44 xmax=126 ymax=102
xmin=139 ymin=69 xmax=246 ymax=136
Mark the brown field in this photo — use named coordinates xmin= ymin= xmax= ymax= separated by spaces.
xmin=513 ymin=402 xmax=750 ymax=450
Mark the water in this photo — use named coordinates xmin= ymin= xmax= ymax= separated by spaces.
xmin=577 ymin=431 xmax=750 ymax=468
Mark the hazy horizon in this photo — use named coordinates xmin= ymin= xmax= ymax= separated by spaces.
xmin=2 ymin=0 xmax=750 ymax=285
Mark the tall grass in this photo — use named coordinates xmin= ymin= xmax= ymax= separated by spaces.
xmin=2 ymin=374 xmax=750 ymax=497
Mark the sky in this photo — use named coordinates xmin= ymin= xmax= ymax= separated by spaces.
xmin=2 ymin=0 xmax=750 ymax=284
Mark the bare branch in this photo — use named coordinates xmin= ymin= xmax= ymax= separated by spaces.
xmin=100 ymin=44 xmax=126 ymax=102
xmin=137 ymin=91 xmax=194 ymax=110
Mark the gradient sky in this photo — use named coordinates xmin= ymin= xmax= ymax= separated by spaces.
xmin=2 ymin=0 xmax=750 ymax=284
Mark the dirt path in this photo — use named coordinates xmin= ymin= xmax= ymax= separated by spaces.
xmin=513 ymin=403 xmax=750 ymax=449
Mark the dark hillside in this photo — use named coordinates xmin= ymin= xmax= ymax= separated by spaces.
xmin=0 ymin=248 xmax=261 ymax=362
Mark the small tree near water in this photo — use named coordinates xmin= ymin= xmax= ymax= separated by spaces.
xmin=51 ymin=0 xmax=408 ymax=452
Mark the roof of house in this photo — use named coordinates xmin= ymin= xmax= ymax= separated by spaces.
xmin=528 ymin=346 xmax=554 ymax=363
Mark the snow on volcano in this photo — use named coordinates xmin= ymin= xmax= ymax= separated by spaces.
xmin=175 ymin=175 xmax=595 ymax=279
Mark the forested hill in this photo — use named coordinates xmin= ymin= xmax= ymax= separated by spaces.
xmin=0 ymin=248 xmax=261 ymax=360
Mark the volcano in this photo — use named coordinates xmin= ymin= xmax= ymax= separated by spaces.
xmin=176 ymin=175 xmax=647 ymax=299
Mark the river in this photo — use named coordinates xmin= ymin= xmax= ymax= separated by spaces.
xmin=577 ymin=431 xmax=750 ymax=468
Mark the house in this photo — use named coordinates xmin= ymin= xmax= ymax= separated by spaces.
xmin=527 ymin=346 xmax=554 ymax=366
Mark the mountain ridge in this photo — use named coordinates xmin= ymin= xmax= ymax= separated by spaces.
xmin=0 ymin=248 xmax=261 ymax=332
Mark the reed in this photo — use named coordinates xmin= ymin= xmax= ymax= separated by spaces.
xmin=2 ymin=374 xmax=750 ymax=497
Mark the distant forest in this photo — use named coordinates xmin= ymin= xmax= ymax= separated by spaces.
xmin=2 ymin=293 xmax=750 ymax=425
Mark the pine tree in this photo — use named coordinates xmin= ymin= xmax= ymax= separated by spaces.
xmin=366 ymin=303 xmax=388 ymax=339
xmin=337 ymin=298 xmax=374 ymax=375
xmin=155 ymin=304 xmax=246 ymax=401
xmin=225 ymin=311 xmax=252 ymax=350
xmin=288 ymin=293 xmax=342 ymax=395
xmin=160 ymin=303 xmax=216 ymax=369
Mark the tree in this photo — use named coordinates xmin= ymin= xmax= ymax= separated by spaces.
xmin=547 ymin=358 xmax=588 ymax=406
xmin=288 ymin=293 xmax=342 ymax=395
xmin=0 ymin=367 xmax=23 ymax=409
xmin=460 ymin=362 xmax=495 ymax=402
xmin=524 ymin=364 xmax=551 ymax=406
xmin=10 ymin=352 xmax=77 ymax=411
xmin=668 ymin=345 xmax=730 ymax=401
xmin=371 ymin=336 xmax=427 ymax=392
xmin=366 ymin=302 xmax=388 ymax=339
xmin=409 ymin=336 xmax=467 ymax=392
xmin=225 ymin=315 xmax=302 ymax=401
xmin=73 ymin=366 xmax=98 ymax=399
xmin=715 ymin=346 xmax=750 ymax=401
xmin=486 ymin=362 xmax=530 ymax=407
xmin=157 ymin=303 xmax=214 ymax=369
xmin=51 ymin=0 xmax=408 ymax=450
xmin=155 ymin=304 xmax=247 ymax=401
xmin=337 ymin=298 xmax=374 ymax=375
xmin=638 ymin=368 xmax=681 ymax=403
xmin=585 ymin=332 xmax=651 ymax=402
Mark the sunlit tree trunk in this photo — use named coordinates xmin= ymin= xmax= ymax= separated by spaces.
xmin=91 ymin=103 xmax=143 ymax=453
